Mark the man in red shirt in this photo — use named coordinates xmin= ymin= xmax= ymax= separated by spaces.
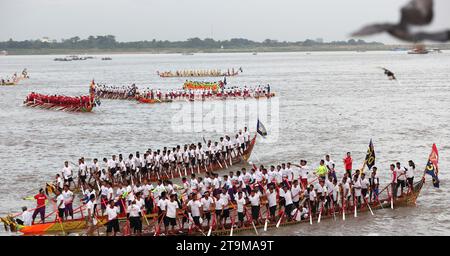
xmin=343 ymin=152 xmax=353 ymax=177
xmin=32 ymin=188 xmax=47 ymax=224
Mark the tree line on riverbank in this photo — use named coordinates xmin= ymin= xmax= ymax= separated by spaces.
xmin=0 ymin=35 xmax=383 ymax=50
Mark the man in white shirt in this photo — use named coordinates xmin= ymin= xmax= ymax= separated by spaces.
xmin=18 ymin=207 xmax=32 ymax=226
xmin=164 ymin=194 xmax=179 ymax=234
xmin=200 ymin=191 xmax=214 ymax=227
xmin=281 ymin=163 xmax=293 ymax=183
xmin=127 ymin=200 xmax=142 ymax=235
xmin=85 ymin=195 xmax=97 ymax=234
xmin=325 ymin=155 xmax=335 ymax=172
xmin=244 ymin=127 xmax=250 ymax=148
xmin=266 ymin=185 xmax=278 ymax=222
xmin=293 ymin=160 xmax=309 ymax=189
xmin=395 ymin=162 xmax=406 ymax=197
xmin=281 ymin=186 xmax=294 ymax=220
xmin=55 ymin=190 xmax=65 ymax=221
xmin=78 ymin=157 xmax=88 ymax=188
xmin=235 ymin=191 xmax=247 ymax=227
xmin=187 ymin=193 xmax=203 ymax=230
xmin=62 ymin=161 xmax=74 ymax=189
xmin=360 ymin=173 xmax=370 ymax=199
xmin=106 ymin=200 xmax=120 ymax=236
xmin=353 ymin=175 xmax=362 ymax=208
xmin=406 ymin=160 xmax=416 ymax=191
xmin=62 ymin=185 xmax=74 ymax=220
xmin=291 ymin=180 xmax=302 ymax=208
xmin=248 ymin=189 xmax=262 ymax=224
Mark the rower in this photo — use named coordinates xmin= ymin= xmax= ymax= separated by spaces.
xmin=62 ymin=161 xmax=75 ymax=189
xmin=369 ymin=167 xmax=379 ymax=202
xmin=360 ymin=173 xmax=370 ymax=199
xmin=281 ymin=185 xmax=294 ymax=220
xmin=406 ymin=160 xmax=415 ymax=191
xmin=78 ymin=157 xmax=88 ymax=188
xmin=299 ymin=160 xmax=309 ymax=189
xmin=291 ymin=180 xmax=301 ymax=208
xmin=105 ymin=200 xmax=120 ymax=236
xmin=164 ymin=194 xmax=179 ymax=234
xmin=200 ymin=191 xmax=213 ymax=227
xmin=32 ymin=188 xmax=47 ymax=224
xmin=352 ymin=175 xmax=362 ymax=208
xmin=395 ymin=162 xmax=406 ymax=197
xmin=266 ymin=185 xmax=278 ymax=222
xmin=55 ymin=189 xmax=65 ymax=221
xmin=88 ymin=158 xmax=99 ymax=184
xmin=16 ymin=207 xmax=32 ymax=226
xmin=157 ymin=191 xmax=168 ymax=232
xmin=248 ymin=189 xmax=262 ymax=225
xmin=307 ymin=184 xmax=317 ymax=215
xmin=127 ymin=200 xmax=142 ymax=235
xmin=324 ymin=155 xmax=335 ymax=176
xmin=187 ymin=192 xmax=203 ymax=231
xmin=85 ymin=194 xmax=97 ymax=235
xmin=62 ymin=185 xmax=74 ymax=220
xmin=235 ymin=191 xmax=246 ymax=227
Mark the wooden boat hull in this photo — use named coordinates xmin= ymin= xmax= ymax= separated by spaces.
xmin=24 ymin=101 xmax=94 ymax=113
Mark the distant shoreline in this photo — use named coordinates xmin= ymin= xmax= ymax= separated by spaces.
xmin=2 ymin=44 xmax=450 ymax=55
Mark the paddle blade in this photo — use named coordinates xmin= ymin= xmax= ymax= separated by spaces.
xmin=207 ymin=227 xmax=212 ymax=236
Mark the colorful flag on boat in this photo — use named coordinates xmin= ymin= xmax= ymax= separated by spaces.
xmin=365 ymin=139 xmax=376 ymax=170
xmin=257 ymin=119 xmax=267 ymax=137
xmin=425 ymin=144 xmax=439 ymax=188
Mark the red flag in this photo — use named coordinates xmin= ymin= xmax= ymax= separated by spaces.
xmin=429 ymin=144 xmax=439 ymax=166
xmin=425 ymin=144 xmax=439 ymax=188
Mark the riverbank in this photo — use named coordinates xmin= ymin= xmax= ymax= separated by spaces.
xmin=3 ymin=43 xmax=450 ymax=55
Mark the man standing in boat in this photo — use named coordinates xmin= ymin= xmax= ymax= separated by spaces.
xmin=62 ymin=161 xmax=75 ymax=189
xmin=106 ymin=200 xmax=120 ymax=236
xmin=32 ymin=189 xmax=47 ymax=224
xmin=343 ymin=152 xmax=353 ymax=177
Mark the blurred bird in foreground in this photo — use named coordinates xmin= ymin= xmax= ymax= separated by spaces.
xmin=352 ymin=0 xmax=450 ymax=42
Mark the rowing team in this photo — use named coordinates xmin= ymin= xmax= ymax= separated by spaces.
xmin=95 ymin=84 xmax=273 ymax=101
xmin=56 ymin=128 xmax=253 ymax=189
xmin=93 ymin=158 xmax=418 ymax=236
xmin=94 ymin=84 xmax=138 ymax=99
xmin=1 ymin=69 xmax=28 ymax=85
xmin=16 ymin=151 xmax=418 ymax=236
xmin=25 ymin=92 xmax=95 ymax=107
xmin=158 ymin=67 xmax=242 ymax=77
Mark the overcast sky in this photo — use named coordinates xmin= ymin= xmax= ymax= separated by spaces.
xmin=1 ymin=0 xmax=449 ymax=43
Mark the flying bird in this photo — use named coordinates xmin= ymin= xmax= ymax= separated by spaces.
xmin=378 ymin=67 xmax=397 ymax=80
xmin=352 ymin=0 xmax=450 ymax=42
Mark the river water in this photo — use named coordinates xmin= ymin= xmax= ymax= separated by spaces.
xmin=0 ymin=51 xmax=449 ymax=236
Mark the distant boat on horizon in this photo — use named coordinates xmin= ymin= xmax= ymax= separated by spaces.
xmin=0 ymin=50 xmax=7 ymax=56
xmin=407 ymin=44 xmax=429 ymax=55
xmin=252 ymin=52 xmax=257 ymax=55
xmin=181 ymin=52 xmax=194 ymax=56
